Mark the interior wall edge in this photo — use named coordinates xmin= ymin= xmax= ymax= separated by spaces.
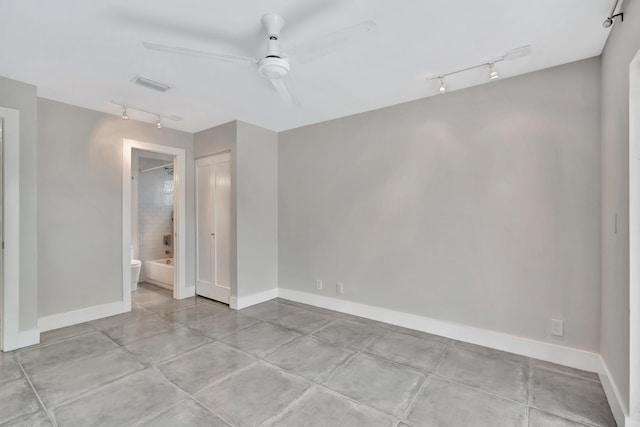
xmin=600 ymin=355 xmax=631 ymax=427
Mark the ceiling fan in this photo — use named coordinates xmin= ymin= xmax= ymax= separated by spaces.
xmin=143 ymin=13 xmax=378 ymax=107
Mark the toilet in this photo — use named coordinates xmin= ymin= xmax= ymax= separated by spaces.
xmin=131 ymin=247 xmax=142 ymax=291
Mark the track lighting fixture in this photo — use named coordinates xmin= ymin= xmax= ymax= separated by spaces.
xmin=489 ymin=63 xmax=499 ymax=80
xmin=427 ymin=45 xmax=531 ymax=94
xmin=111 ymin=101 xmax=181 ymax=128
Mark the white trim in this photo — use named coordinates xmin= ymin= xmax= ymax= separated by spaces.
xmin=600 ymin=356 xmax=629 ymax=427
xmin=183 ymin=285 xmax=196 ymax=298
xmin=277 ymin=288 xmax=603 ymax=373
xmin=38 ymin=301 xmax=127 ymax=332
xmin=0 ymin=107 xmax=24 ymax=352
xmin=122 ymin=139 xmax=189 ymax=305
xmin=627 ymin=418 xmax=640 ymax=427
xmin=230 ymin=288 xmax=278 ymax=310
xmin=629 ymin=46 xmax=640 ymax=422
xmin=11 ymin=329 xmax=39 ymax=351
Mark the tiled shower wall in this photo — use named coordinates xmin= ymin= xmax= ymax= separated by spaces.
xmin=138 ymin=158 xmax=174 ymax=265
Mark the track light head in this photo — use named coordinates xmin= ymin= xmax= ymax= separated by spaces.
xmin=489 ymin=63 xmax=499 ymax=80
xmin=156 ymin=115 xmax=163 ymax=129
xmin=122 ymin=107 xmax=129 ymax=120
xmin=438 ymin=78 xmax=446 ymax=94
xmin=603 ymin=17 xmax=614 ymax=28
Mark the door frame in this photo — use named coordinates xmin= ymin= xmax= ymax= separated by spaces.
xmin=629 ymin=46 xmax=640 ymax=423
xmin=0 ymin=107 xmax=22 ymax=351
xmin=122 ymin=139 xmax=190 ymax=307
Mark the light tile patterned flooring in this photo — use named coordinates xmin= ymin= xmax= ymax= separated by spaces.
xmin=0 ymin=283 xmax=616 ymax=426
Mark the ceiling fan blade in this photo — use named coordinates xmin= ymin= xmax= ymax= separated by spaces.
xmin=286 ymin=20 xmax=378 ymax=64
xmin=269 ymin=75 xmax=301 ymax=107
xmin=143 ymin=42 xmax=258 ymax=65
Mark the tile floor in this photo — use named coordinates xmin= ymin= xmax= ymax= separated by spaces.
xmin=0 ymin=283 xmax=616 ymax=427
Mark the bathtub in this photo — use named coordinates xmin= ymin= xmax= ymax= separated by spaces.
xmin=144 ymin=258 xmax=174 ymax=290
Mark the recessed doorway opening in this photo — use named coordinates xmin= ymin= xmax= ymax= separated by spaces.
xmin=122 ymin=139 xmax=189 ymax=310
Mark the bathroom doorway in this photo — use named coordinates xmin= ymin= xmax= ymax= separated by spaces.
xmin=133 ymin=151 xmax=176 ymax=293
xmin=122 ymin=139 xmax=189 ymax=310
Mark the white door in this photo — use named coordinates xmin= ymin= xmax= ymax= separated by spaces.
xmin=196 ymin=153 xmax=231 ymax=303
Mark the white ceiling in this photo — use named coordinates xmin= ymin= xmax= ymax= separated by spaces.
xmin=0 ymin=0 xmax=613 ymax=133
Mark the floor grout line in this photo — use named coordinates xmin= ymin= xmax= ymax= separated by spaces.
xmin=187 ymin=395 xmax=234 ymax=426
xmin=129 ymin=398 xmax=187 ymax=427
xmin=400 ymin=374 xmax=433 ymax=422
xmin=18 ymin=362 xmax=57 ymax=427
xmin=257 ymin=384 xmax=316 ymax=427
xmin=428 ymin=372 xmax=530 ymax=406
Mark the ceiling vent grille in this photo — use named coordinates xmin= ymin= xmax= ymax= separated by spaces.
xmin=132 ymin=75 xmax=172 ymax=92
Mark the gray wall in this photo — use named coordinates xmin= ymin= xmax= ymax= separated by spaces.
xmin=37 ymin=98 xmax=194 ymax=317
xmin=0 ymin=76 xmax=38 ymax=332
xmin=600 ymin=0 xmax=640 ymax=412
xmin=194 ymin=120 xmax=278 ymax=300
xmin=279 ymin=58 xmax=602 ymax=351
xmin=236 ymin=121 xmax=278 ymax=298
xmin=194 ymin=121 xmax=236 ymax=159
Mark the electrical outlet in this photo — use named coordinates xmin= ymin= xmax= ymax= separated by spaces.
xmin=551 ymin=319 xmax=564 ymax=337
xmin=316 ymin=279 xmax=323 ymax=291
xmin=336 ymin=282 xmax=343 ymax=295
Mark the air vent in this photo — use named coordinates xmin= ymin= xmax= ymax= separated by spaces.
xmin=132 ymin=75 xmax=172 ymax=92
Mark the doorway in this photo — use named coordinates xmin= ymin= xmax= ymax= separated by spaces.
xmin=133 ymin=150 xmax=177 ymax=292
xmin=195 ymin=152 xmax=231 ymax=304
xmin=122 ymin=139 xmax=189 ymax=309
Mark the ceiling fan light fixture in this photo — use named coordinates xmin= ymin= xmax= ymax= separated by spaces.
xmin=258 ymin=57 xmax=290 ymax=79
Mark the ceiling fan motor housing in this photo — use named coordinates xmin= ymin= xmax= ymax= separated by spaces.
xmin=258 ymin=57 xmax=290 ymax=79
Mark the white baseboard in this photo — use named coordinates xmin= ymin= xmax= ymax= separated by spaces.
xmin=2 ymin=327 xmax=40 ymax=352
xmin=3 ymin=328 xmax=40 ymax=351
xmin=145 ymin=279 xmax=173 ymax=292
xmin=627 ymin=418 xmax=640 ymax=427
xmin=277 ymin=289 xmax=603 ymax=373
xmin=231 ymin=288 xmax=279 ymax=310
xmin=176 ymin=285 xmax=195 ymax=300
xmin=599 ymin=357 xmax=628 ymax=427
xmin=38 ymin=301 xmax=128 ymax=332
xmin=17 ymin=328 xmax=40 ymax=348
